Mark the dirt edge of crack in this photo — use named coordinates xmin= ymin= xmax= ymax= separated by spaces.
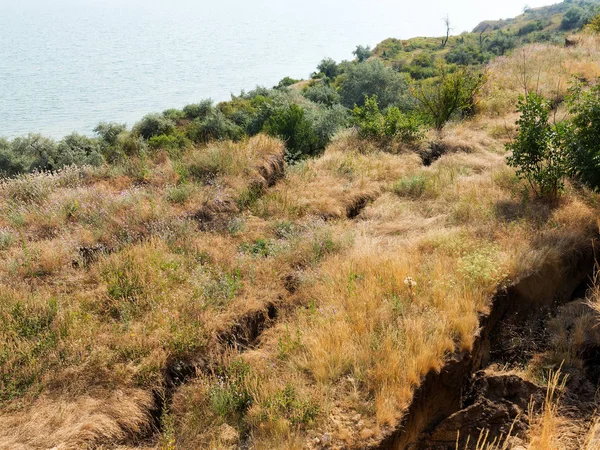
xmin=373 ymin=238 xmax=597 ymax=450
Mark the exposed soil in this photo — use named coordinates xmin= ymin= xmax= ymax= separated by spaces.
xmin=374 ymin=239 xmax=599 ymax=450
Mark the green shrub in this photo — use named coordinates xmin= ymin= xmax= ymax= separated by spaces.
xmin=303 ymin=84 xmax=341 ymax=106
xmin=561 ymin=6 xmax=585 ymax=30
xmin=0 ymin=139 xmax=30 ymax=177
xmin=162 ymin=108 xmax=185 ymax=122
xmin=339 ymin=60 xmax=412 ymax=109
xmin=383 ymin=107 xmax=425 ymax=143
xmin=316 ymin=57 xmax=340 ymax=79
xmin=307 ymin=104 xmax=349 ymax=149
xmin=10 ymin=134 xmax=57 ymax=172
xmin=55 ymin=133 xmax=104 ymax=167
xmin=351 ymin=95 xmax=424 ymax=143
xmin=264 ymin=104 xmax=320 ymax=161
xmin=445 ymin=45 xmax=489 ymax=66
xmin=276 ymin=76 xmax=299 ymax=89
xmin=588 ymin=14 xmax=600 ymax=33
xmin=413 ymin=65 xmax=485 ymax=130
xmin=506 ymin=93 xmax=569 ymax=200
xmin=94 ymin=122 xmax=127 ymax=147
xmin=485 ymin=31 xmax=516 ymax=56
xmin=566 ymin=81 xmax=600 ymax=190
xmin=133 ymin=113 xmax=176 ymax=140
xmin=147 ymin=133 xmax=190 ymax=153
xmin=183 ymin=100 xmax=214 ymax=120
xmin=353 ymin=45 xmax=372 ymax=62
xmin=351 ymin=95 xmax=384 ymax=139
xmin=186 ymin=110 xmax=242 ymax=143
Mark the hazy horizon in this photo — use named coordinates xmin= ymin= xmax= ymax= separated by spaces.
xmin=1 ymin=0 xmax=556 ymax=138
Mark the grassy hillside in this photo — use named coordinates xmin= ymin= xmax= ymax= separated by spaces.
xmin=2 ymin=2 xmax=600 ymax=450
xmin=373 ymin=0 xmax=600 ymax=79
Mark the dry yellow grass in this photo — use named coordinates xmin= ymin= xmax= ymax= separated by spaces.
xmin=3 ymin=32 xmax=600 ymax=450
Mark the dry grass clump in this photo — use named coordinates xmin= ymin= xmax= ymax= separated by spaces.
xmin=481 ymin=35 xmax=600 ymax=115
xmin=0 ymin=389 xmax=154 ymax=450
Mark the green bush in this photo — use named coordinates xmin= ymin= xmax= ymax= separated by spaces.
xmin=307 ymin=104 xmax=349 ymax=149
xmin=147 ymin=133 xmax=190 ymax=153
xmin=316 ymin=57 xmax=340 ymax=79
xmin=561 ymin=6 xmax=585 ymax=30
xmin=413 ymin=65 xmax=485 ymax=130
xmin=303 ymin=84 xmax=341 ymax=106
xmin=445 ymin=45 xmax=489 ymax=66
xmin=353 ymin=45 xmax=372 ymax=62
xmin=55 ymin=133 xmax=104 ymax=168
xmin=162 ymin=108 xmax=185 ymax=122
xmin=339 ymin=60 xmax=412 ymax=109
xmin=264 ymin=104 xmax=320 ymax=161
xmin=183 ymin=100 xmax=214 ymax=120
xmin=186 ymin=110 xmax=242 ymax=143
xmin=276 ymin=76 xmax=299 ymax=89
xmin=506 ymin=93 xmax=569 ymax=200
xmin=133 ymin=113 xmax=176 ymax=140
xmin=566 ymin=82 xmax=600 ymax=190
xmin=352 ymin=95 xmax=424 ymax=143
xmin=0 ymin=139 xmax=30 ymax=177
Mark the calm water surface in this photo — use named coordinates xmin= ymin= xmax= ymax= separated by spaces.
xmin=0 ymin=0 xmax=552 ymax=138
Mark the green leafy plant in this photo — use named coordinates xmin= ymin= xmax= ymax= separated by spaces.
xmin=413 ymin=65 xmax=485 ymax=130
xmin=566 ymin=81 xmax=600 ymax=190
xmin=351 ymin=95 xmax=424 ymax=143
xmin=264 ymin=104 xmax=319 ymax=161
xmin=506 ymin=92 xmax=569 ymax=200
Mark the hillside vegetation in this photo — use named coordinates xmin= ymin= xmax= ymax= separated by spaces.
xmin=2 ymin=2 xmax=600 ymax=450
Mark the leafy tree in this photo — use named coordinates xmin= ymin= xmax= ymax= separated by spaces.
xmin=276 ymin=77 xmax=299 ymax=89
xmin=55 ymin=133 xmax=104 ymax=167
xmin=94 ymin=122 xmax=128 ymax=162
xmin=316 ymin=57 xmax=340 ymax=79
xmin=353 ymin=45 xmax=372 ymax=63
xmin=94 ymin=122 xmax=127 ymax=147
xmin=339 ymin=60 xmax=411 ymax=109
xmin=506 ymin=93 xmax=568 ymax=200
xmin=0 ymin=138 xmax=30 ymax=177
xmin=10 ymin=134 xmax=58 ymax=171
xmin=566 ymin=82 xmax=600 ymax=190
xmin=561 ymin=6 xmax=584 ymax=30
xmin=413 ymin=65 xmax=485 ymax=130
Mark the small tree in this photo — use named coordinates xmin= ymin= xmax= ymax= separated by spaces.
xmin=566 ymin=81 xmax=600 ymax=190
xmin=506 ymin=93 xmax=568 ymax=200
xmin=413 ymin=65 xmax=485 ymax=130
xmin=353 ymin=45 xmax=372 ymax=63
xmin=316 ymin=57 xmax=340 ymax=79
